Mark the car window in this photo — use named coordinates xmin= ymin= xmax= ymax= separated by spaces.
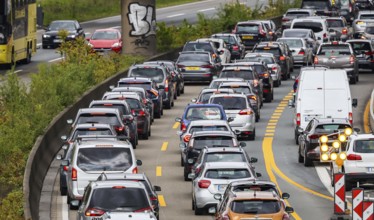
xmin=293 ymin=22 xmax=323 ymax=33
xmin=77 ymin=113 xmax=120 ymax=126
xmin=254 ymin=48 xmax=281 ymax=56
xmin=284 ymin=30 xmax=309 ymax=38
xmin=91 ymin=103 xmax=129 ymax=115
xmin=186 ymin=107 xmax=223 ymax=120
xmin=177 ymin=53 xmax=210 ymax=62
xmin=49 ymin=21 xmax=76 ymax=31
xmin=315 ymin=124 xmax=351 ymax=133
xmin=353 ymin=140 xmax=374 ymax=153
xmin=118 ymin=82 xmax=152 ymax=91
xmin=231 ymin=200 xmax=281 ymax=214
xmin=245 ymin=56 xmax=275 ymax=64
xmin=301 ymin=1 xmax=330 ymax=9
xmin=326 ymin=19 xmax=344 ymax=28
xmin=206 ymin=152 xmax=246 ymax=162
xmin=89 ymin=187 xmax=149 ymax=212
xmin=205 ymin=168 xmax=251 ymax=179
xmin=219 ymin=85 xmax=251 ymax=94
xmin=193 ymin=136 xmax=235 ymax=149
xmin=365 ymin=26 xmax=374 ymax=34
xmin=125 ymin=99 xmax=141 ymax=110
xmin=286 ymin=11 xmax=311 ymax=17
xmin=184 ymin=43 xmax=214 ymax=53
xmin=199 ymin=92 xmax=214 ymax=103
xmin=360 ymin=14 xmax=374 ymax=19
xmin=72 ymin=128 xmax=113 ymax=140
xmin=236 ymin=24 xmax=259 ymax=34
xmin=210 ymin=96 xmax=247 ymax=110
xmin=129 ymin=68 xmax=165 ymax=83
xmin=190 ymin=125 xmax=229 ymax=133
xmin=91 ymin=31 xmax=118 ymax=40
xmin=350 ymin=42 xmax=371 ymax=54
xmin=278 ymin=39 xmax=303 ymax=48
xmin=77 ymin=148 xmax=133 ymax=171
xmin=319 ymin=45 xmax=351 ymax=55
xmin=219 ymin=70 xmax=254 ymax=80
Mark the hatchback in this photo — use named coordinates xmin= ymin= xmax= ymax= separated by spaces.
xmin=210 ymin=33 xmax=246 ymax=60
xmin=87 ymin=28 xmax=122 ymax=54
xmin=326 ymin=17 xmax=352 ymax=41
xmin=208 ymin=77 xmax=245 ymax=89
xmin=347 ymin=39 xmax=374 ymax=71
xmin=232 ymin=21 xmax=271 ymax=50
xmin=290 ymin=16 xmax=330 ymax=44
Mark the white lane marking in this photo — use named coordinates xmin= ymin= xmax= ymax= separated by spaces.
xmin=198 ymin=7 xmax=215 ymax=12
xmin=110 ymin=26 xmax=121 ymax=29
xmin=315 ymin=165 xmax=334 ymax=196
xmin=166 ymin=13 xmax=185 ymax=18
xmin=62 ymin=196 xmax=68 ymax=220
xmin=48 ymin=57 xmax=64 ymax=63
xmin=14 ymin=70 xmax=23 ymax=74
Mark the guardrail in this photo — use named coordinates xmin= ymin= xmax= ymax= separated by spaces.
xmin=370 ymin=89 xmax=374 ymax=133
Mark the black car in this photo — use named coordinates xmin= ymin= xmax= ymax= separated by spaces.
xmin=298 ymin=118 xmax=352 ymax=167
xmin=211 ymin=33 xmax=246 ymax=60
xmin=89 ymin=100 xmax=138 ymax=148
xmin=301 ymin=0 xmax=338 ymax=17
xmin=117 ymin=77 xmax=163 ymax=119
xmin=232 ymin=20 xmax=271 ymax=50
xmin=128 ymin=63 xmax=175 ymax=109
xmin=42 ymin=20 xmax=84 ymax=49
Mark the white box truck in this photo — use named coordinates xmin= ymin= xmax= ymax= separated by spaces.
xmin=289 ymin=67 xmax=357 ymax=144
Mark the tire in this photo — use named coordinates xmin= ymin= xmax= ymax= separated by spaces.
xmin=148 ymin=127 xmax=151 ymax=137
xmin=255 ymin=113 xmax=260 ymax=122
xmin=143 ymin=128 xmax=149 ymax=140
xmin=265 ymin=93 xmax=272 ymax=103
xmin=298 ymin=146 xmax=304 ymax=163
xmin=350 ymin=76 xmax=357 ymax=84
xmin=181 ymin=85 xmax=185 ymax=94
xmin=60 ymin=186 xmax=67 ymax=196
xmin=295 ymin=132 xmax=299 ymax=145
xmin=67 ymin=194 xmax=71 ymax=204
xmin=192 ymin=198 xmax=195 ymax=210
xmin=165 ymin=97 xmax=172 ymax=109
xmin=181 ymin=155 xmax=184 ymax=166
xmin=273 ymin=80 xmax=279 ymax=87
xmin=177 ymin=85 xmax=181 ymax=96
xmin=174 ymin=90 xmax=178 ymax=99
xmin=303 ymin=148 xmax=313 ymax=167
xmin=131 ymin=138 xmax=137 ymax=149
xmin=155 ymin=104 xmax=161 ymax=119
xmin=194 ymin=200 xmax=204 ymax=215
xmin=42 ymin=45 xmax=47 ymax=49
xmin=184 ymin=169 xmax=190 ymax=181
xmin=248 ymin=129 xmax=256 ymax=140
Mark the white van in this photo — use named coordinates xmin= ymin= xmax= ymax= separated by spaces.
xmin=289 ymin=67 xmax=357 ymax=144
xmin=290 ymin=16 xmax=329 ymax=44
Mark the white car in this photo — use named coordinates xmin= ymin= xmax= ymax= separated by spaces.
xmin=190 ymin=162 xmax=258 ymax=215
xmin=290 ymin=16 xmax=330 ymax=44
xmin=197 ymin=38 xmax=232 ymax=64
xmin=331 ymin=133 xmax=374 ymax=191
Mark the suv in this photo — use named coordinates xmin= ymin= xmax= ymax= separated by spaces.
xmin=77 ymin=177 xmax=156 ymax=219
xmin=42 ymin=20 xmax=85 ymax=49
xmin=127 ymin=63 xmax=175 ymax=109
xmin=326 ymin=17 xmax=351 ymax=41
xmin=300 ymin=0 xmax=337 ymax=16
xmin=298 ymin=118 xmax=352 ymax=167
xmin=63 ymin=137 xmax=142 ymax=209
xmin=290 ymin=16 xmax=330 ymax=44
xmin=197 ymin=38 xmax=231 ymax=64
xmin=347 ymin=39 xmax=374 ymax=71
xmin=282 ymin=8 xmax=317 ymax=30
xmin=232 ymin=20 xmax=271 ymax=50
xmin=210 ymin=33 xmax=246 ymax=60
xmin=331 ymin=133 xmax=374 ymax=190
xmin=89 ymin=100 xmax=138 ymax=147
xmin=117 ymin=77 xmax=163 ymax=119
xmin=352 ymin=11 xmax=374 ymax=37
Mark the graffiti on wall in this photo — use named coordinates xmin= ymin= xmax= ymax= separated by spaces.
xmin=128 ymin=3 xmax=156 ymax=48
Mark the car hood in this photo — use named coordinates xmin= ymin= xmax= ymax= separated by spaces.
xmin=89 ymin=39 xmax=119 ymax=48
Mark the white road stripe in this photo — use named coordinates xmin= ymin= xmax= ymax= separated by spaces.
xmin=62 ymin=196 xmax=68 ymax=220
xmin=14 ymin=70 xmax=23 ymax=74
xmin=198 ymin=8 xmax=215 ymax=12
xmin=315 ymin=165 xmax=334 ymax=196
xmin=167 ymin=13 xmax=184 ymax=18
xmin=48 ymin=57 xmax=63 ymax=63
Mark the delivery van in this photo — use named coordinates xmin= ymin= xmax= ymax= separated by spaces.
xmin=289 ymin=67 xmax=357 ymax=144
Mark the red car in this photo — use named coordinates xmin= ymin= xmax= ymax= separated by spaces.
xmin=87 ymin=28 xmax=122 ymax=53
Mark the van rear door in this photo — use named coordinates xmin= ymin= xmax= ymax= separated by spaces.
xmin=299 ymin=89 xmax=324 ymax=129
xmin=324 ymin=89 xmax=349 ymax=119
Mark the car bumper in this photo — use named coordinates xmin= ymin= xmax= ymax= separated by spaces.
xmin=345 ymin=173 xmax=374 ymax=185
xmin=182 ymin=73 xmax=213 ymax=82
xmin=344 ymin=68 xmax=356 ymax=78
xmin=293 ymin=55 xmax=307 ymax=64
xmin=357 ymin=58 xmax=374 ymax=70
xmin=195 ymin=190 xmax=218 ymax=209
xmin=137 ymin=117 xmax=148 ymax=134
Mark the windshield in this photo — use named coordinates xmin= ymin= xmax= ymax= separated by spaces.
xmin=91 ymin=31 xmax=118 ymax=40
xmin=77 ymin=148 xmax=132 ymax=171
xmin=193 ymin=136 xmax=234 ymax=149
xmin=318 ymin=45 xmax=351 ymax=55
xmin=177 ymin=53 xmax=210 ymax=62
xmin=205 ymin=168 xmax=251 ymax=179
xmin=76 ymin=114 xmax=120 ymax=126
xmin=353 ymin=140 xmax=374 ymax=153
xmin=186 ymin=107 xmax=223 ymax=120
xmin=183 ymin=43 xmax=214 ymax=53
xmin=315 ymin=124 xmax=351 ymax=133
xmin=89 ymin=187 xmax=149 ymax=212
xmin=118 ymin=82 xmax=151 ymax=91
xmin=349 ymin=42 xmax=372 ymax=54
xmin=124 ymin=99 xmax=141 ymax=110
xmin=206 ymin=152 xmax=246 ymax=163
xmin=327 ymin=19 xmax=344 ymax=28
xmin=129 ymin=68 xmax=165 ymax=83
xmin=286 ymin=11 xmax=310 ymax=17
xmin=236 ymin=24 xmax=259 ymax=34
xmin=244 ymin=56 xmax=275 ymax=64
xmin=72 ymin=128 xmax=113 ymax=140
xmin=91 ymin=104 xmax=129 ymax=115
xmin=293 ymin=22 xmax=323 ymax=33
xmin=219 ymin=70 xmax=254 ymax=80
xmin=231 ymin=200 xmax=281 ymax=214
xmin=199 ymin=92 xmax=214 ymax=103
xmin=49 ymin=21 xmax=76 ymax=31
xmin=210 ymin=96 xmax=247 ymax=110
xmin=278 ymin=39 xmax=303 ymax=48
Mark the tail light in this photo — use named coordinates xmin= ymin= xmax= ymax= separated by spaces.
xmin=314 ymin=56 xmax=319 ymax=64
xmin=115 ymin=126 xmax=124 ymax=132
xmin=232 ymin=45 xmax=239 ymax=51
xmin=132 ymin=167 xmax=138 ymax=174
xmin=323 ymin=33 xmax=327 ymax=39
xmin=263 ymin=73 xmax=269 ymax=78
xmin=282 ymin=213 xmax=291 ymax=220
xmin=272 ymin=65 xmax=278 ymax=71
xmin=139 ymin=110 xmax=146 ymax=116
xmin=342 ymin=28 xmax=348 ymax=35
xmin=349 ymin=112 xmax=353 ymax=125
xmin=202 ymin=64 xmax=214 ymax=68
xmin=280 ymin=56 xmax=286 ymax=61
xmin=239 ymin=109 xmax=253 ymax=115
xmin=365 ymin=51 xmax=373 ymax=56
xmin=150 ymin=196 xmax=158 ymax=201
xmin=349 ymin=56 xmax=354 ymax=65
xmin=72 ymin=167 xmax=77 ymax=181
xmin=298 ymin=49 xmax=305 ymax=55
xmin=63 ymin=166 xmax=69 ymax=171
xmin=296 ymin=113 xmax=301 ymax=126
xmin=134 ymin=206 xmax=152 ymax=212
xmin=181 ymin=122 xmax=187 ymax=131
xmin=248 ymin=95 xmax=257 ymax=101
xmin=308 ymin=134 xmax=319 ymax=139
xmin=198 ymin=179 xmax=211 ymax=188
xmin=165 ymin=79 xmax=169 ymax=92
xmin=347 ymin=154 xmax=362 ymax=161
xmin=282 ymin=18 xmax=289 ymax=22
xmin=253 ymin=79 xmax=259 ymax=87
xmin=183 ymin=134 xmax=191 ymax=143
xmin=85 ymin=208 xmax=105 ymax=217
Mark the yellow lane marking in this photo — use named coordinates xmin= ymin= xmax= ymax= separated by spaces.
xmin=161 ymin=142 xmax=168 ymax=151
xmin=172 ymin=122 xmax=180 ymax=129
xmin=364 ymin=100 xmax=371 ymax=133
xmin=271 ymin=115 xmax=280 ymax=119
xmin=279 ymin=104 xmax=287 ymax=107
xmin=268 ymin=122 xmax=277 ymax=126
xmin=158 ymin=195 xmax=167 ymax=207
xmin=269 ymin=119 xmax=278 ymax=123
xmin=266 ymin=130 xmax=275 ymax=133
xmin=285 ymin=95 xmax=293 ymax=98
xmin=267 ymin=126 xmax=276 ymax=129
xmin=265 ymin=133 xmax=274 ymax=137
xmin=275 ymin=110 xmax=283 ymax=113
xmin=273 ymin=112 xmax=282 ymax=116
xmin=156 ymin=166 xmax=162 ymax=176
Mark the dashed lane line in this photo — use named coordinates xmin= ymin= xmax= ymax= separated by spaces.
xmin=156 ymin=166 xmax=162 ymax=177
xmin=172 ymin=122 xmax=180 ymax=129
xmin=158 ymin=195 xmax=167 ymax=207
xmin=161 ymin=142 xmax=168 ymax=151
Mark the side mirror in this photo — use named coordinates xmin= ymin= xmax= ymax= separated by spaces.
xmin=153 ymin=185 xmax=161 ymax=192
xmin=282 ymin=192 xmax=290 ymax=199
xmin=70 ymin=200 xmax=80 ymax=207
xmin=239 ymin=142 xmax=246 ymax=147
xmin=67 ymin=119 xmax=73 ymax=124
xmin=212 ymin=75 xmax=218 ymax=80
xmin=297 ymin=127 xmax=304 ymax=134
xmin=61 ymin=135 xmax=67 ymax=141
xmin=177 ymin=131 xmax=183 ymax=136
xmin=61 ymin=160 xmax=69 ymax=166
xmin=188 ymin=173 xmax=195 ymax=179
xmin=250 ymin=157 xmax=258 ymax=163
xmin=214 ymin=193 xmax=222 ymax=201
xmin=285 ymin=206 xmax=294 ymax=213
xmin=191 ymin=98 xmax=197 ymax=103
xmin=352 ymin=98 xmax=357 ymax=108
xmin=62 ymin=145 xmax=68 ymax=151
xmin=136 ymin=160 xmax=143 ymax=166
xmin=288 ymin=99 xmax=295 ymax=108
xmin=175 ymin=117 xmax=182 ymax=123
xmin=256 ymin=172 xmax=262 ymax=178
xmin=56 ymin=154 xmax=63 ymax=160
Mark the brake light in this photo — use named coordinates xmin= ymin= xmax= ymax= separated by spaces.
xmin=323 ymin=33 xmax=327 ymax=39
xmin=296 ymin=113 xmax=301 ymax=126
xmin=132 ymin=167 xmax=138 ymax=174
xmin=165 ymin=79 xmax=169 ymax=92
xmin=232 ymin=45 xmax=239 ymax=51
xmin=263 ymin=73 xmax=269 ymax=78
xmin=365 ymin=51 xmax=373 ymax=56
xmin=282 ymin=18 xmax=289 ymax=22
xmin=72 ymin=167 xmax=77 ymax=181
xmin=332 ymin=41 xmax=339 ymax=45
xmin=272 ymin=65 xmax=277 ymax=71
xmin=239 ymin=109 xmax=253 ymax=115
xmin=181 ymin=122 xmax=187 ymax=131
xmin=349 ymin=112 xmax=353 ymax=125
xmin=280 ymin=56 xmax=286 ymax=61
xmin=198 ymin=179 xmax=211 ymax=188
xmin=183 ymin=134 xmax=191 ymax=143
xmin=63 ymin=166 xmax=69 ymax=171
xmin=115 ymin=126 xmax=124 ymax=132
xmin=347 ymin=154 xmax=362 ymax=161
xmin=342 ymin=28 xmax=348 ymax=35
xmin=349 ymin=56 xmax=354 ymax=64
xmin=139 ymin=110 xmax=146 ymax=116
xmin=85 ymin=208 xmax=105 ymax=217
xmin=134 ymin=206 xmax=152 ymax=212
xmin=202 ymin=64 xmax=214 ymax=68
xmin=314 ymin=56 xmax=319 ymax=64
xmin=248 ymin=95 xmax=257 ymax=101
xmin=298 ymin=49 xmax=305 ymax=55
xmin=150 ymin=196 xmax=158 ymax=201
xmin=308 ymin=134 xmax=319 ymax=139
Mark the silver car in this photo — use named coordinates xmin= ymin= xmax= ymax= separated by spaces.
xmin=191 ymin=88 xmax=235 ymax=104
xmin=326 ymin=17 xmax=352 ymax=41
xmin=77 ymin=178 xmax=157 ymax=220
xmin=352 ymin=11 xmax=374 ymax=37
xmin=209 ymin=93 xmax=256 ymax=140
xmin=277 ymin=37 xmax=313 ymax=66
xmin=190 ymin=162 xmax=258 ymax=215
xmin=282 ymin=28 xmax=320 ymax=53
xmin=281 ymin=8 xmax=316 ymax=30
xmin=208 ymin=77 xmax=245 ymax=89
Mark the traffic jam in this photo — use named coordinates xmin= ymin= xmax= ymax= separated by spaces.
xmin=55 ymin=0 xmax=374 ymax=219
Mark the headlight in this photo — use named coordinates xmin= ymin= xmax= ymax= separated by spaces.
xmin=68 ymin=35 xmax=76 ymax=38
xmin=112 ymin=42 xmax=121 ymax=48
xmin=43 ymin=34 xmax=50 ymax=38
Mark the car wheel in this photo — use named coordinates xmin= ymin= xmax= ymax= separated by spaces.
xmin=161 ymin=105 xmax=164 ymax=115
xmin=184 ymin=169 xmax=190 ymax=181
xmin=349 ymin=76 xmax=357 ymax=84
xmin=271 ymin=91 xmax=274 ymax=101
xmin=298 ymin=146 xmax=303 ymax=163
xmin=177 ymin=85 xmax=181 ymax=96
xmin=60 ymin=186 xmax=67 ymax=196
xmin=274 ymin=80 xmax=279 ymax=87
xmin=181 ymin=85 xmax=185 ymax=94
xmin=295 ymin=132 xmax=299 ymax=145
xmin=303 ymin=148 xmax=313 ymax=167
xmin=192 ymin=198 xmax=195 ymax=210
xmin=194 ymin=200 xmax=204 ymax=215
xmin=248 ymin=129 xmax=256 ymax=141
xmin=279 ymin=78 xmax=282 ymax=85
xmin=265 ymin=93 xmax=272 ymax=103
xmin=131 ymin=138 xmax=137 ymax=149
xmin=148 ymin=126 xmax=151 ymax=137
xmin=155 ymin=107 xmax=161 ymax=119
xmin=356 ymin=72 xmax=359 ymax=82
xmin=142 ymin=126 xmax=149 ymax=140
xmin=181 ymin=155 xmax=184 ymax=166
xmin=171 ymin=98 xmax=175 ymax=107
xmin=165 ymin=98 xmax=172 ymax=109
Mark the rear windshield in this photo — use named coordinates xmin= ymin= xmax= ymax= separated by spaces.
xmin=210 ymin=96 xmax=247 ymax=110
xmin=72 ymin=128 xmax=114 ymax=140
xmin=77 ymin=148 xmax=132 ymax=171
xmin=129 ymin=68 xmax=164 ymax=83
xmin=205 ymin=168 xmax=251 ymax=179
xmin=244 ymin=56 xmax=275 ymax=64
xmin=293 ymin=22 xmax=323 ymax=33
xmin=219 ymin=70 xmax=254 ymax=80
xmin=277 ymin=39 xmax=303 ymax=48
xmin=315 ymin=124 xmax=351 ymax=133
xmin=213 ymin=36 xmax=237 ymax=44
xmin=189 ymin=125 xmax=229 ymax=133
xmin=89 ymin=187 xmax=149 ymax=212
xmin=283 ymin=30 xmax=308 ymax=38
xmin=118 ymin=82 xmax=151 ymax=91
xmin=77 ymin=114 xmax=120 ymax=126
xmin=231 ymin=200 xmax=281 ymax=214
xmin=286 ymin=11 xmax=311 ymax=17
xmin=233 ymin=185 xmax=278 ymax=195
xmin=91 ymin=104 xmax=129 ymax=115
xmin=301 ymin=1 xmax=329 ymax=9
xmin=327 ymin=19 xmax=344 ymax=28
xmin=206 ymin=152 xmax=246 ymax=163
xmin=125 ymin=98 xmax=141 ymax=110
xmin=219 ymin=85 xmax=251 ymax=94
xmin=349 ymin=42 xmax=372 ymax=54
xmin=236 ymin=24 xmax=259 ymax=34
xmin=360 ymin=14 xmax=374 ymax=19
xmin=366 ymin=26 xmax=374 ymax=34
xmin=193 ymin=136 xmax=234 ymax=149
xmin=253 ymin=48 xmax=281 ymax=56
xmin=353 ymin=140 xmax=374 ymax=153
xmin=319 ymin=45 xmax=351 ymax=55
xmin=199 ymin=92 xmax=214 ymax=103
xmin=177 ymin=53 xmax=210 ymax=62
xmin=183 ymin=43 xmax=214 ymax=53
xmin=186 ymin=107 xmax=223 ymax=120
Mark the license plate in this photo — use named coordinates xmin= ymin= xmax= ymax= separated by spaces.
xmin=185 ymin=66 xmax=200 ymax=71
xmin=53 ymin=39 xmax=63 ymax=43
xmin=217 ymin=184 xmax=227 ymax=191
xmin=242 ymin=36 xmax=254 ymax=40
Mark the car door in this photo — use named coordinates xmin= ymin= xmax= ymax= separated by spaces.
xmin=300 ymin=120 xmax=314 ymax=153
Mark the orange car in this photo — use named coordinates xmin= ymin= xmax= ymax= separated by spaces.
xmin=215 ymin=191 xmax=294 ymax=220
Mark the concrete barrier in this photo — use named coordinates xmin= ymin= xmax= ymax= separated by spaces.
xmin=370 ymin=89 xmax=374 ymax=133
